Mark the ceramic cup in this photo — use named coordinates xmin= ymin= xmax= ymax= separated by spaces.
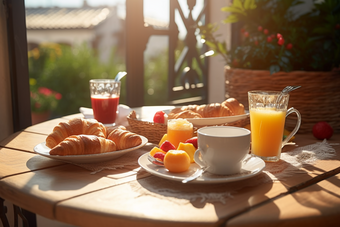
xmin=194 ymin=126 xmax=251 ymax=175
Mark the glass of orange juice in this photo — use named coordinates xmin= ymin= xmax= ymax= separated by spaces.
xmin=167 ymin=119 xmax=193 ymax=148
xmin=248 ymin=91 xmax=301 ymax=162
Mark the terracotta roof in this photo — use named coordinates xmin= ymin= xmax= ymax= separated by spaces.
xmin=26 ymin=7 xmax=111 ymax=29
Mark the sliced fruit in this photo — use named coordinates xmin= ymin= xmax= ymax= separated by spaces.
xmin=160 ymin=140 xmax=176 ymax=152
xmin=164 ymin=150 xmax=190 ymax=173
xmin=150 ymin=147 xmax=166 ymax=157
xmin=184 ymin=137 xmax=198 ymax=149
xmin=158 ymin=134 xmax=168 ymax=147
xmin=177 ymin=142 xmax=196 ymax=163
xmin=154 ymin=152 xmax=165 ymax=162
xmin=312 ymin=121 xmax=333 ymax=140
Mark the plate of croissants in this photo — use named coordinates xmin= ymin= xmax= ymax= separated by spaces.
xmin=167 ymin=98 xmax=249 ymax=126
xmin=34 ymin=118 xmax=148 ymax=164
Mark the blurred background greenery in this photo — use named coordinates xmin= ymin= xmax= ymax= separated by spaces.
xmin=28 ymin=43 xmax=169 ymax=118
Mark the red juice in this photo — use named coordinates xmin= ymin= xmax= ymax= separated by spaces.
xmin=91 ymin=95 xmax=119 ymax=124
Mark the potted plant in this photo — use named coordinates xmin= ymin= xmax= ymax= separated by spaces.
xmin=199 ymin=0 xmax=340 ymax=133
xmin=30 ymin=78 xmax=62 ymax=124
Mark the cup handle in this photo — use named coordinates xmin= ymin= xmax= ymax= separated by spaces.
xmin=282 ymin=107 xmax=301 ymax=147
xmin=194 ymin=148 xmax=206 ymax=167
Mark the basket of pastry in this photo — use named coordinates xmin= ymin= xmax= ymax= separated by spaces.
xmin=34 ymin=118 xmax=148 ymax=163
xmin=127 ymin=98 xmax=250 ymax=144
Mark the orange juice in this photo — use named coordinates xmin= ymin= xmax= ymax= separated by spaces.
xmin=167 ymin=119 xmax=193 ymax=148
xmin=250 ymin=108 xmax=286 ymax=158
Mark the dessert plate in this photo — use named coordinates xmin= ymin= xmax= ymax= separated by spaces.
xmin=34 ymin=136 xmax=148 ymax=164
xmin=185 ymin=112 xmax=249 ymax=126
xmin=138 ymin=153 xmax=265 ymax=184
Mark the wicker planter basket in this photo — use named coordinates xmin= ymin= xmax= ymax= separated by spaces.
xmin=225 ymin=67 xmax=340 ymax=133
xmin=127 ymin=110 xmax=250 ymax=144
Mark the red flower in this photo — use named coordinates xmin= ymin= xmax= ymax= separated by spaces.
xmin=277 ymin=33 xmax=282 ymax=39
xmin=263 ymin=29 xmax=269 ymax=35
xmin=254 ymin=40 xmax=259 ymax=45
xmin=267 ymin=36 xmax=273 ymax=43
xmin=38 ymin=87 xmax=52 ymax=96
xmin=257 ymin=26 xmax=263 ymax=32
xmin=278 ymin=37 xmax=285 ymax=46
xmin=55 ymin=93 xmax=62 ymax=100
xmin=243 ymin=31 xmax=249 ymax=37
xmin=286 ymin=43 xmax=293 ymax=50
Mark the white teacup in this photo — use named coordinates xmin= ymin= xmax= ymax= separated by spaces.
xmin=194 ymin=126 xmax=251 ymax=175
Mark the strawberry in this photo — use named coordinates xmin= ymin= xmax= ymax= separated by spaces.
xmin=160 ymin=140 xmax=176 ymax=152
xmin=153 ymin=111 xmax=168 ymax=124
xmin=185 ymin=137 xmax=198 ymax=149
xmin=154 ymin=152 xmax=165 ymax=162
xmin=312 ymin=121 xmax=333 ymax=140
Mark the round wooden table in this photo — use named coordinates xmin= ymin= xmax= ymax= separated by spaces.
xmin=1 ymin=110 xmax=340 ymax=227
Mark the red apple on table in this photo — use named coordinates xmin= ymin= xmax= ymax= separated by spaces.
xmin=153 ymin=111 xmax=168 ymax=124
xmin=312 ymin=121 xmax=333 ymax=140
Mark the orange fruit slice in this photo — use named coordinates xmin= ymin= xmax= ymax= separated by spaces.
xmin=164 ymin=150 xmax=190 ymax=173
xmin=150 ymin=147 xmax=166 ymax=157
xmin=158 ymin=134 xmax=167 ymax=147
xmin=177 ymin=142 xmax=196 ymax=163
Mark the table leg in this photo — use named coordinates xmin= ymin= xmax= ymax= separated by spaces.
xmin=0 ymin=197 xmax=10 ymax=227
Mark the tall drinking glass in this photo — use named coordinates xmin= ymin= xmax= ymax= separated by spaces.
xmin=248 ymin=91 xmax=301 ymax=162
xmin=89 ymin=79 xmax=120 ymax=125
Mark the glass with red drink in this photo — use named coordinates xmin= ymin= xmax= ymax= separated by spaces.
xmin=89 ymin=79 xmax=121 ymax=125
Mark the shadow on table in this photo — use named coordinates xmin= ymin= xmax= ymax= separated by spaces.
xmin=135 ymin=168 xmax=280 ymax=222
xmin=24 ymin=156 xmax=109 ymax=191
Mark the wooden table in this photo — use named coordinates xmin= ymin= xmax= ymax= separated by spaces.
xmin=1 ymin=111 xmax=340 ymax=227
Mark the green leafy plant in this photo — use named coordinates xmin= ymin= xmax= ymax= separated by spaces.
xmin=30 ymin=78 xmax=62 ymax=113
xmin=199 ymin=0 xmax=340 ymax=74
xmin=28 ymin=43 xmax=125 ymax=117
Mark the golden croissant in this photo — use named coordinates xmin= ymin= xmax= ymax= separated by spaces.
xmin=107 ymin=128 xmax=142 ymax=150
xmin=46 ymin=118 xmax=107 ymax=149
xmin=49 ymin=135 xmax=116 ymax=156
xmin=168 ymin=98 xmax=245 ymax=119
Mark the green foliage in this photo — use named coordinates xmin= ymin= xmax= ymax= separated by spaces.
xmin=28 ymin=43 xmax=171 ymax=117
xmin=28 ymin=43 xmax=125 ymax=117
xmin=30 ymin=78 xmax=62 ymax=113
xmin=199 ymin=0 xmax=340 ymax=74
xmin=144 ymin=49 xmax=169 ymax=105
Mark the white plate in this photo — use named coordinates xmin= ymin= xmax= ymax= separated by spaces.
xmin=34 ymin=136 xmax=148 ymax=164
xmin=185 ymin=113 xmax=249 ymax=126
xmin=138 ymin=153 xmax=265 ymax=184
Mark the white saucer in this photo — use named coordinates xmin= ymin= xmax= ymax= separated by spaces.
xmin=34 ymin=136 xmax=148 ymax=164
xmin=138 ymin=153 xmax=265 ymax=184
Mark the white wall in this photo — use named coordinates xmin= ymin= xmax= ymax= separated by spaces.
xmin=27 ymin=29 xmax=95 ymax=46
xmin=208 ymin=0 xmax=231 ymax=103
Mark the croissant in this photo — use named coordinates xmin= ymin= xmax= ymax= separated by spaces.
xmin=168 ymin=110 xmax=202 ymax=119
xmin=107 ymin=128 xmax=142 ymax=150
xmin=169 ymin=98 xmax=245 ymax=118
xmin=105 ymin=125 xmax=126 ymax=136
xmin=222 ymin=98 xmax=245 ymax=116
xmin=49 ymin=135 xmax=116 ymax=156
xmin=46 ymin=118 xmax=107 ymax=149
